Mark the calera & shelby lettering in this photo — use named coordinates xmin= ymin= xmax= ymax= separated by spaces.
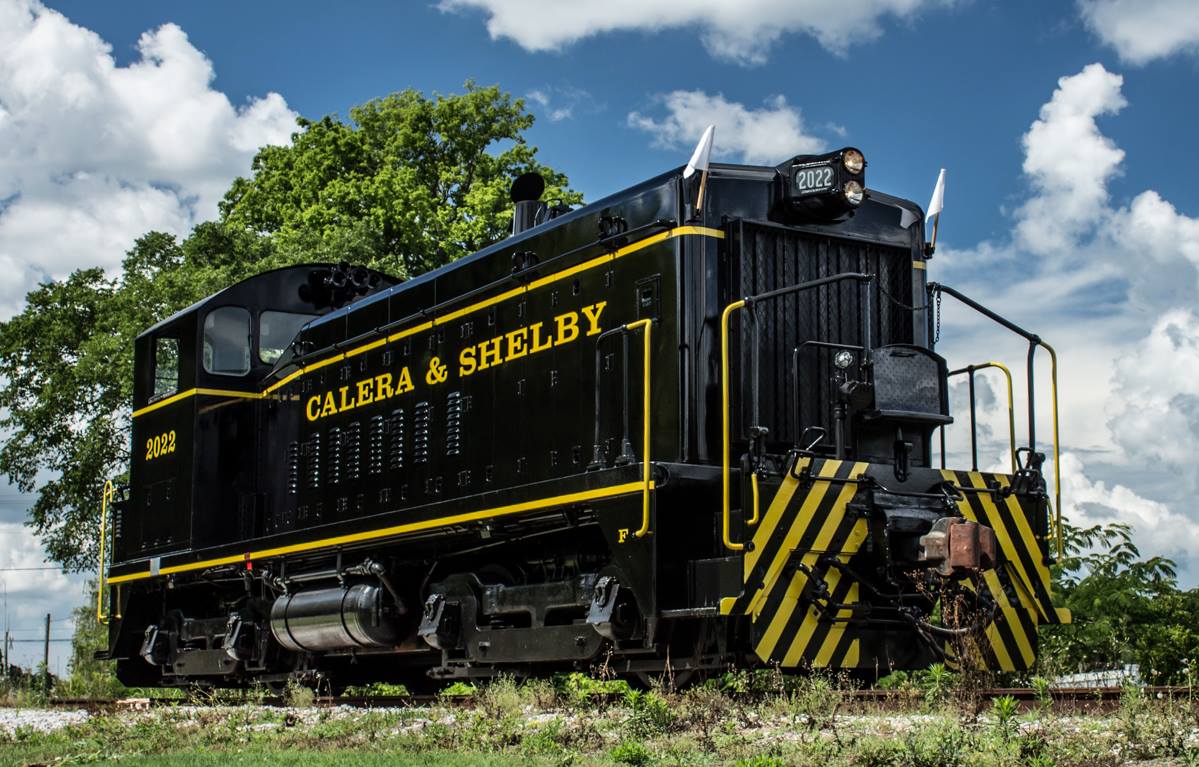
xmin=458 ymin=301 xmax=606 ymax=377
xmin=304 ymin=300 xmax=608 ymax=422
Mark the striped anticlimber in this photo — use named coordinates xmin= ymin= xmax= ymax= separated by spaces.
xmin=723 ymin=457 xmax=870 ymax=668
xmin=940 ymin=469 xmax=1064 ymax=671
xmin=720 ymin=461 xmax=1063 ymax=672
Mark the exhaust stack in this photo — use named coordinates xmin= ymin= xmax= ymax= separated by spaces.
xmin=510 ymin=172 xmax=546 ymax=236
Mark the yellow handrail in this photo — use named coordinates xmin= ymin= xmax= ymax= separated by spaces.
xmin=625 ymin=319 xmax=654 ymax=539
xmin=721 ymin=299 xmax=747 ymax=551
xmin=747 ymin=472 xmax=761 ymax=526
xmin=96 ymin=480 xmax=116 ymax=624
xmin=987 ymin=361 xmax=1018 ymax=473
xmin=1039 ymin=341 xmax=1064 ymax=558
xmin=948 ymin=361 xmax=1017 ymax=473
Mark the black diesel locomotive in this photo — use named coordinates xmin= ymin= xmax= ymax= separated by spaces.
xmin=99 ymin=148 xmax=1069 ymax=689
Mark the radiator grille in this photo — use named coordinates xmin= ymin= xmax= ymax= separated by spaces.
xmin=731 ymin=220 xmax=914 ymax=447
xmin=387 ymin=408 xmax=405 ymax=471
xmin=368 ymin=415 xmax=385 ymax=476
xmin=413 ymin=401 xmax=432 ymax=464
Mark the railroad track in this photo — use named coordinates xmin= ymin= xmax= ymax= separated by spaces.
xmin=45 ymin=686 xmax=1194 ymax=712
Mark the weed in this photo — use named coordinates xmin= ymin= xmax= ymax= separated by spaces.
xmin=792 ymin=673 xmax=842 ymax=729
xmin=624 ymin=689 xmax=676 ymax=737
xmin=555 ymin=672 xmax=628 ymax=708
xmin=852 ymin=737 xmax=903 ymax=767
xmin=342 ymin=681 xmax=411 ymax=697
xmin=875 ymin=670 xmax=909 ymax=690
xmin=901 ymin=718 xmax=971 ymax=767
xmin=733 ymin=756 xmax=786 ymax=767
xmin=283 ymin=678 xmax=315 ymax=707
xmin=1029 ymin=676 xmax=1053 ymax=713
xmin=441 ymin=680 xmax=478 ymax=698
xmin=676 ymin=684 xmax=731 ymax=739
xmin=915 ymin=663 xmax=957 ymax=707
xmin=610 ymin=740 xmax=653 ymax=766
xmin=991 ymin=694 xmax=1019 ymax=739
xmin=481 ymin=675 xmax=526 ymax=719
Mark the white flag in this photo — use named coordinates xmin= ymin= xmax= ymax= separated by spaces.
xmin=684 ymin=125 xmax=715 ymax=179
xmin=926 ymin=168 xmax=946 ymax=222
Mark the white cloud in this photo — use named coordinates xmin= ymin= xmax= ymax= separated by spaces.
xmin=1080 ymin=0 xmax=1199 ymax=65
xmin=1107 ymin=190 xmax=1199 ymax=308
xmin=628 ymin=91 xmax=824 ymax=165
xmin=0 ymin=0 xmax=298 ymax=318
xmin=524 ymin=86 xmax=596 ymax=123
xmin=1058 ymin=453 xmax=1199 ymax=570
xmin=933 ymin=62 xmax=1199 ymax=583
xmin=439 ymin=0 xmax=947 ymax=66
xmin=1106 ymin=310 xmax=1199 ymax=471
xmin=1015 ymin=63 xmax=1126 ymax=256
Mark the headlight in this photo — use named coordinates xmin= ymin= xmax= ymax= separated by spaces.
xmin=779 ymin=146 xmax=867 ymax=221
xmin=844 ymin=180 xmax=864 ymax=206
xmin=842 ymin=149 xmax=865 ymax=174
xmin=834 ymin=350 xmax=855 ymax=369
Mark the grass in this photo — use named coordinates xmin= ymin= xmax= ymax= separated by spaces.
xmin=2 ymin=673 xmax=1198 ymax=767
xmin=0 ymin=746 xmax=560 ymax=767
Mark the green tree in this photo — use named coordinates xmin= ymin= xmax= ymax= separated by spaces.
xmin=0 ymin=83 xmax=578 ymax=570
xmin=221 ymin=82 xmax=580 ymax=278
xmin=1040 ymin=522 xmax=1199 ymax=683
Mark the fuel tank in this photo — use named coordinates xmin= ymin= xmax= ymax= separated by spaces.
xmin=269 ymin=583 xmax=399 ymax=652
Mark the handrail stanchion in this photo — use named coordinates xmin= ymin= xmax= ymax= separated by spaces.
xmin=625 ymin=319 xmax=654 ymax=539
xmin=1039 ymin=341 xmax=1063 ymax=558
xmin=947 ymin=362 xmax=1017 ymax=473
xmin=593 ymin=321 xmax=655 ymax=539
xmin=930 ymin=282 xmax=1064 ymax=558
xmin=721 ymin=299 xmax=748 ymax=552
xmin=720 ymin=272 xmax=873 ymax=552
xmin=96 ymin=480 xmax=116 ymax=624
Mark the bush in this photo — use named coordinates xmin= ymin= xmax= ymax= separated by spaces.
xmin=440 ymin=681 xmax=478 ymax=698
xmin=555 ymin=672 xmax=629 ymax=707
xmin=624 ymin=689 xmax=676 ymax=737
xmin=611 ymin=740 xmax=653 ymax=766
xmin=283 ymin=679 xmax=315 ymax=708
xmin=480 ymin=676 xmax=525 ymax=719
xmin=734 ymin=757 xmax=786 ymax=767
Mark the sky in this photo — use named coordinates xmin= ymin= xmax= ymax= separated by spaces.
xmin=1 ymin=0 xmax=1198 ymax=673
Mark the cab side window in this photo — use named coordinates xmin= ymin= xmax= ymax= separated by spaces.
xmin=151 ymin=337 xmax=179 ymax=402
xmin=259 ymin=310 xmax=317 ymax=364
xmin=203 ymin=307 xmax=251 ymax=376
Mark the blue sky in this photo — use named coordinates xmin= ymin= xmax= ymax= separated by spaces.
xmin=34 ymin=0 xmax=1199 ymax=241
xmin=1 ymin=0 xmax=1198 ymax=671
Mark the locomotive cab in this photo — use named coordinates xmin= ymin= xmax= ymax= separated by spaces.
xmin=123 ymin=265 xmax=395 ymax=565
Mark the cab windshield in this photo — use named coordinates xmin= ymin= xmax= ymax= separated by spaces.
xmin=259 ymin=310 xmax=316 ymax=364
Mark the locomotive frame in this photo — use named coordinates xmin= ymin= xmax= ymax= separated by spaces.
xmin=97 ymin=148 xmax=1069 ymax=689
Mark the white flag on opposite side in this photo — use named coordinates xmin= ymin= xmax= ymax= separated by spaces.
xmin=926 ymin=168 xmax=946 ymax=222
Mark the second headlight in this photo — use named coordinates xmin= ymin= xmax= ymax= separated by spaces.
xmin=843 ymin=180 xmax=864 ymax=206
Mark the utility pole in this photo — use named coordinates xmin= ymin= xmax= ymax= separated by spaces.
xmin=42 ymin=613 xmax=50 ymax=695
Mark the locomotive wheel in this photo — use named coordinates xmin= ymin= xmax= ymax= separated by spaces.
xmin=475 ymin=563 xmax=518 ymax=586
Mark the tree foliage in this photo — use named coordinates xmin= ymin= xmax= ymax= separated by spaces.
xmin=0 ymin=83 xmax=578 ymax=569
xmin=1041 ymin=522 xmax=1199 ymax=683
xmin=221 ymin=82 xmax=580 ymax=278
